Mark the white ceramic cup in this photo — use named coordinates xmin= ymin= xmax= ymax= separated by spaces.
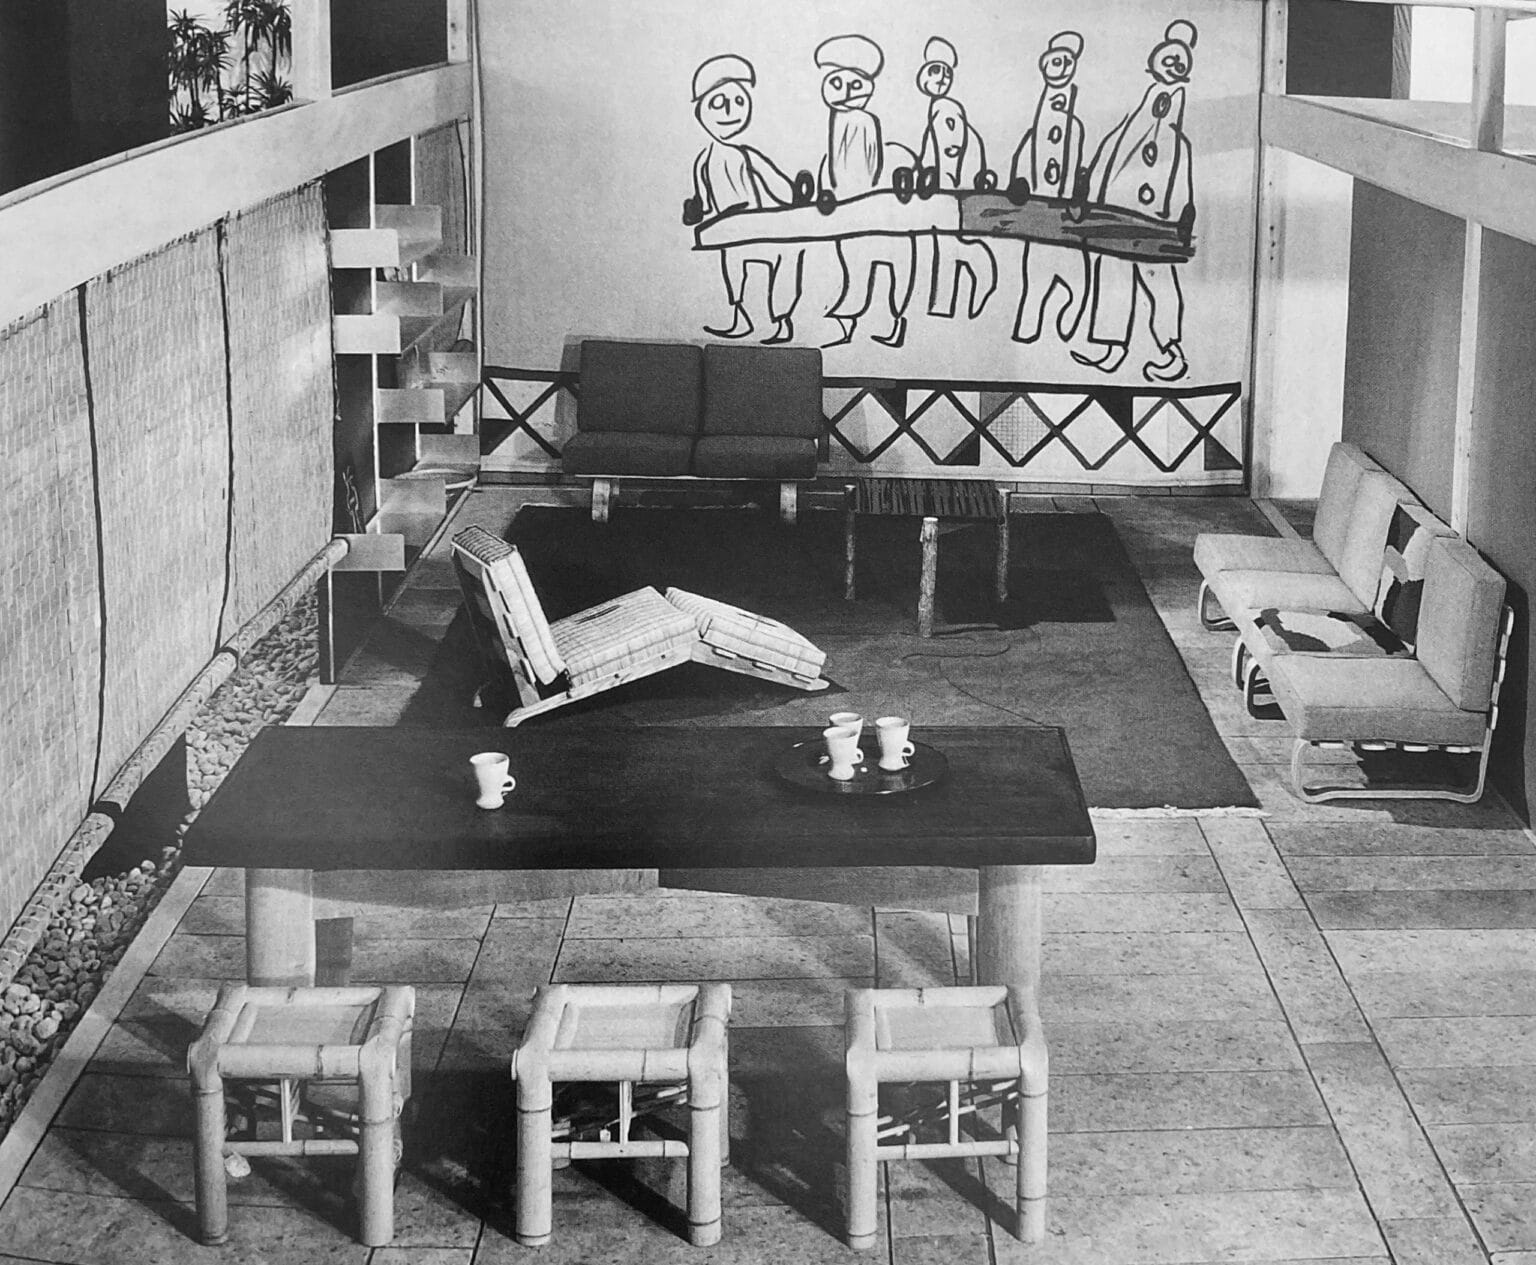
xmin=875 ymin=716 xmax=916 ymax=772
xmin=823 ymin=725 xmax=865 ymax=781
xmin=829 ymin=711 xmax=864 ymax=738
xmin=471 ymin=751 xmax=517 ymax=809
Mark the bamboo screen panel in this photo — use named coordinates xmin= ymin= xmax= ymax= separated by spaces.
xmin=220 ymin=184 xmax=333 ymax=639
xmin=416 ymin=122 xmax=468 ymax=255
xmin=0 ymin=302 xmax=100 ymax=939
xmin=85 ymin=232 xmax=230 ymax=786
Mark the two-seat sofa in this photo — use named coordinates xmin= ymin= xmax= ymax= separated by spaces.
xmin=1195 ymin=442 xmax=1513 ymax=803
xmin=561 ymin=339 xmax=823 ymax=523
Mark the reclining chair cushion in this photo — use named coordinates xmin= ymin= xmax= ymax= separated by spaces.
xmin=666 ymin=588 xmax=826 ymax=677
xmin=452 ymin=527 xmax=567 ymax=686
xmin=549 ymin=587 xmax=698 ymax=682
xmin=1267 ymin=655 xmax=1489 ymax=748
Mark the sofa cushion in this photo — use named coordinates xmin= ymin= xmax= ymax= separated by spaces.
xmin=1253 ymin=608 xmax=1408 ymax=658
xmin=702 ymin=344 xmax=823 ymax=438
xmin=1209 ymin=568 xmax=1367 ymax=621
xmin=1267 ymin=654 xmax=1490 ymax=747
xmin=692 ymin=435 xmax=817 ymax=479
xmin=577 ymin=340 xmax=702 ymax=435
xmin=562 ymin=431 xmax=695 ymax=477
xmin=1371 ymin=503 xmax=1455 ymax=652
xmin=1335 ymin=471 xmax=1419 ymax=605
xmin=1415 ymin=536 xmax=1507 ymax=712
xmin=1193 ymin=533 xmax=1332 ymax=579
xmin=1313 ymin=442 xmax=1383 ymax=569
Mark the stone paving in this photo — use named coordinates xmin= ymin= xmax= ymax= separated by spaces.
xmin=0 ymin=490 xmax=1532 ymax=1264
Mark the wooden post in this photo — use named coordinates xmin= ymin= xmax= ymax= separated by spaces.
xmin=245 ymin=869 xmax=316 ymax=987
xmin=289 ymin=0 xmax=332 ymax=102
xmin=591 ymin=478 xmax=613 ymax=523
xmin=975 ymin=866 xmax=1042 ymax=1007
xmin=779 ymin=481 xmax=798 ymax=525
xmin=994 ymin=489 xmax=1011 ymax=603
xmin=843 ymin=484 xmax=858 ymax=600
xmin=917 ymin=516 xmax=938 ymax=638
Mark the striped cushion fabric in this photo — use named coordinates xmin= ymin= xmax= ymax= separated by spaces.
xmin=1254 ymin=607 xmax=1408 ymax=658
xmin=1372 ymin=504 xmax=1455 ymax=653
xmin=452 ymin=527 xmax=566 ymax=685
xmin=665 ymin=588 xmax=826 ymax=676
xmin=550 ymin=587 xmax=698 ymax=682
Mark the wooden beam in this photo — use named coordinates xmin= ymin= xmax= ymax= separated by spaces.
xmin=1471 ymin=9 xmax=1509 ymax=153
xmin=1452 ymin=223 xmax=1482 ymax=535
xmin=0 ymin=64 xmax=472 ymax=327
xmin=1263 ymin=93 xmax=1536 ymax=250
xmin=290 ymin=0 xmax=333 ymax=102
xmin=1248 ymin=0 xmax=1288 ymax=499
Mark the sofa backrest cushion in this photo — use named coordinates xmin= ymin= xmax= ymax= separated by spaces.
xmin=1336 ymin=470 xmax=1419 ymax=605
xmin=578 ymin=340 xmax=702 ymax=435
xmin=1371 ymin=503 xmax=1456 ymax=653
xmin=701 ymin=344 xmax=823 ymax=438
xmin=1415 ymin=536 xmax=1507 ymax=712
xmin=1314 ymin=442 xmax=1383 ymax=569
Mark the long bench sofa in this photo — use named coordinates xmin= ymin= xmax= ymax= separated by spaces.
xmin=561 ymin=339 xmax=823 ymax=524
xmin=1194 ymin=442 xmax=1513 ymax=803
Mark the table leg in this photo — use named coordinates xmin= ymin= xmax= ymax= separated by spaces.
xmin=245 ymin=868 xmax=316 ymax=987
xmin=918 ymin=516 xmax=938 ymax=638
xmin=995 ymin=492 xmax=1011 ymax=603
xmin=779 ymin=481 xmax=798 ymax=525
xmin=843 ymin=484 xmax=857 ymax=601
xmin=591 ymin=478 xmax=613 ymax=523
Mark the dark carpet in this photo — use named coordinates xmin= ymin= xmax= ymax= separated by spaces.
xmin=418 ymin=506 xmax=1255 ymax=811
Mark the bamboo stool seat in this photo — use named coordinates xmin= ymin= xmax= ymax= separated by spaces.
xmin=187 ymin=984 xmax=415 ymax=1247
xmin=845 ymin=986 xmax=1046 ymax=1249
xmin=511 ymin=983 xmax=732 ymax=1247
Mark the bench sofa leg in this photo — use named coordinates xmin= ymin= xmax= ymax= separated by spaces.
xmin=1290 ymin=736 xmax=1492 ymax=804
xmin=592 ymin=478 xmax=614 ymax=523
xmin=779 ymin=482 xmax=797 ymax=525
xmin=1198 ymin=580 xmax=1235 ymax=631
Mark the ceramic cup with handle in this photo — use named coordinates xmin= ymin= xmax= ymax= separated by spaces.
xmin=828 ymin=711 xmax=864 ymax=739
xmin=875 ymin=716 xmax=916 ymax=772
xmin=823 ymin=724 xmax=865 ymax=781
xmin=471 ymin=751 xmax=517 ymax=809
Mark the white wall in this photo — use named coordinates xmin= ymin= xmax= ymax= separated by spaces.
xmin=1409 ymin=8 xmax=1536 ymax=105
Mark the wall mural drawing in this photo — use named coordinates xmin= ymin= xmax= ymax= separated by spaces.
xmin=685 ymin=17 xmax=1201 ymax=382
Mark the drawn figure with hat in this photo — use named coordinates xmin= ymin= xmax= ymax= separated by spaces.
xmin=684 ymin=54 xmax=806 ymax=343
xmin=1073 ymin=20 xmax=1199 ymax=381
xmin=917 ymin=35 xmax=998 ymax=323
xmin=816 ymin=34 xmax=918 ymax=348
xmin=1008 ymin=30 xmax=1090 ymax=345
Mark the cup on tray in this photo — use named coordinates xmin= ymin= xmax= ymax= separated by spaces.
xmin=471 ymin=751 xmax=517 ymax=809
xmin=875 ymin=716 xmax=916 ymax=772
xmin=823 ymin=725 xmax=865 ymax=781
xmin=828 ymin=711 xmax=864 ymax=739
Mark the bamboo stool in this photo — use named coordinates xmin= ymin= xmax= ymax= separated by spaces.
xmin=844 ymin=986 xmax=1046 ymax=1249
xmin=511 ymin=983 xmax=732 ymax=1247
xmin=187 ymin=984 xmax=415 ymax=1247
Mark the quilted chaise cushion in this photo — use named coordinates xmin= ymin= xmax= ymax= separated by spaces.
xmin=577 ymin=340 xmax=702 ymax=435
xmin=1414 ymin=537 xmax=1507 ymax=712
xmin=561 ymin=431 xmax=696 ymax=477
xmin=692 ymin=435 xmax=817 ymax=479
xmin=549 ymin=587 xmax=698 ymax=682
xmin=1266 ymin=654 xmax=1491 ymax=747
xmin=665 ymin=588 xmax=826 ymax=676
xmin=701 ymin=344 xmax=823 ymax=438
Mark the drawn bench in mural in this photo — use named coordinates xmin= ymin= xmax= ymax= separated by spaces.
xmin=562 ymin=339 xmax=824 ymax=523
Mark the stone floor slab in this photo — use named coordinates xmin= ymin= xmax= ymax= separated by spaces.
xmin=1051 ymin=1069 xmax=1328 ymax=1133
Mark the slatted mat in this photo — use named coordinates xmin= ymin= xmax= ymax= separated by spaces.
xmin=850 ymin=478 xmax=1005 ymax=521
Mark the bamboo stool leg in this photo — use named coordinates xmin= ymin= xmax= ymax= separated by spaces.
xmin=845 ymin=1060 xmax=880 ymax=1249
xmin=515 ymin=1070 xmax=555 ymax=1246
xmin=687 ymin=1059 xmax=725 ymax=1246
xmin=917 ymin=516 xmax=938 ymax=638
xmin=192 ymin=1068 xmax=230 ymax=1245
xmin=1017 ymin=1076 xmax=1048 ymax=1243
xmin=357 ymin=1062 xmax=397 ymax=1246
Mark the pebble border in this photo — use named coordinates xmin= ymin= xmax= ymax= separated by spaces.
xmin=0 ymin=593 xmax=319 ymax=1140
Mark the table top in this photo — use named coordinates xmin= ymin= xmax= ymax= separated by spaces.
xmin=849 ymin=478 xmax=1005 ymax=521
xmin=181 ymin=726 xmax=1095 ymax=872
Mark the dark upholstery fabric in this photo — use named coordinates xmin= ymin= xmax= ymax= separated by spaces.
xmin=577 ymin=340 xmax=702 ymax=435
xmin=692 ymin=435 xmax=817 ymax=479
xmin=561 ymin=431 xmax=695 ymax=476
xmin=701 ymin=344 xmax=823 ymax=438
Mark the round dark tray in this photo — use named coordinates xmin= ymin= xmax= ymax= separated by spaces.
xmin=773 ymin=737 xmax=949 ymax=796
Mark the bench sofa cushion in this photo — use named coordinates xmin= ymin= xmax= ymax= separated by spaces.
xmin=1193 ymin=534 xmax=1332 ymax=579
xmin=1313 ymin=442 xmax=1384 ymax=566
xmin=1335 ymin=470 xmax=1419 ymax=605
xmin=1415 ymin=536 xmax=1507 ymax=712
xmin=692 ymin=435 xmax=817 ymax=479
xmin=701 ymin=344 xmax=823 ymax=438
xmin=578 ymin=340 xmax=702 ymax=435
xmin=1372 ymin=503 xmax=1456 ymax=652
xmin=562 ymin=432 xmax=696 ymax=477
xmin=1253 ymin=608 xmax=1407 ymax=658
xmin=1266 ymin=654 xmax=1489 ymax=747
xmin=1209 ymin=568 xmax=1368 ymax=622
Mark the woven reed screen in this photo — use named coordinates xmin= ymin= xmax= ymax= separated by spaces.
xmin=416 ymin=122 xmax=468 ymax=255
xmin=221 ymin=184 xmax=333 ymax=639
xmin=86 ymin=232 xmax=231 ymax=788
xmin=0 ymin=303 xmax=100 ymax=938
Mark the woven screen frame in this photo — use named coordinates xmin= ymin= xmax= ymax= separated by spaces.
xmin=0 ymin=301 xmax=101 ymax=940
xmin=86 ymin=230 xmax=230 ymax=787
xmin=221 ymin=184 xmax=333 ymax=639
xmin=415 ymin=122 xmax=469 ymax=256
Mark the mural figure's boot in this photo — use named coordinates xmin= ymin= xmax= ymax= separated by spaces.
xmin=1071 ymin=342 xmax=1127 ymax=374
xmin=872 ymin=315 xmax=907 ymax=348
xmin=1144 ymin=342 xmax=1188 ymax=383
xmin=762 ymin=316 xmax=794 ymax=345
xmin=704 ymin=306 xmax=754 ymax=339
xmin=822 ymin=316 xmax=855 ymax=348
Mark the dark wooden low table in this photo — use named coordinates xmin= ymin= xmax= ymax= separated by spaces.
xmin=181 ymin=725 xmax=1094 ymax=1003
xmin=844 ymin=479 xmax=1011 ymax=637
